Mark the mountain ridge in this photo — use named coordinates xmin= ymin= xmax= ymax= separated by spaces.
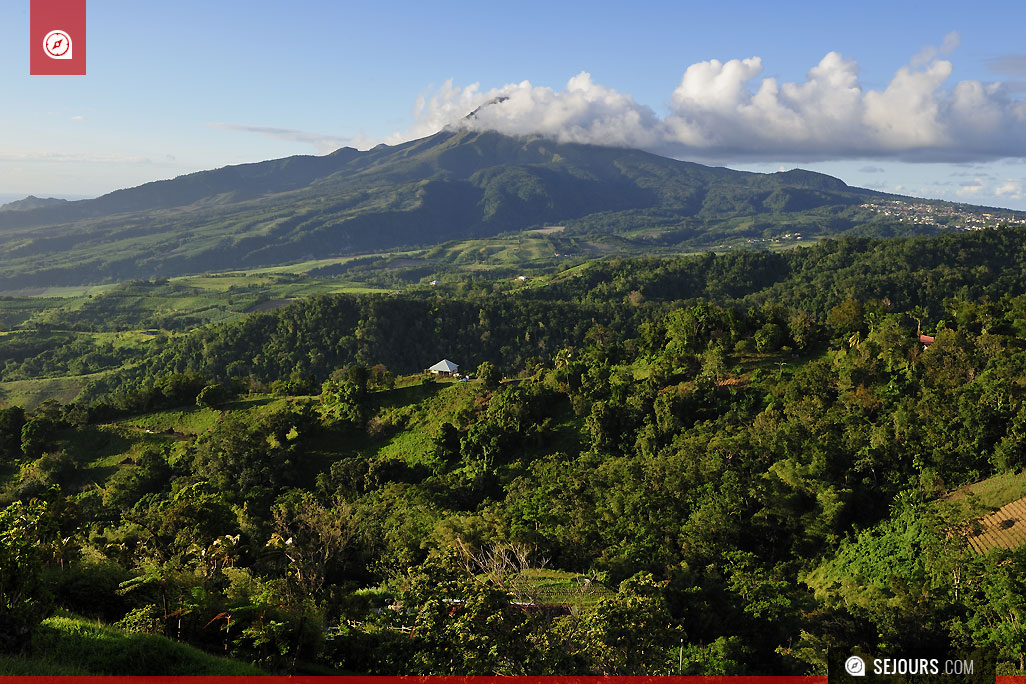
xmin=0 ymin=129 xmax=1018 ymax=289
xmin=0 ymin=130 xmax=855 ymax=230
xmin=0 ymin=195 xmax=69 ymax=213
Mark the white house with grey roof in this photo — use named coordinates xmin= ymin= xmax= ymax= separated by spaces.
xmin=426 ymin=359 xmax=459 ymax=376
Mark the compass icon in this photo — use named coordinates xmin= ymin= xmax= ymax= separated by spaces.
xmin=43 ymin=30 xmax=73 ymax=59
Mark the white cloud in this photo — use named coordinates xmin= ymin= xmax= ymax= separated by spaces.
xmin=910 ymin=30 xmax=960 ymax=67
xmin=213 ymin=34 xmax=1026 ymax=165
xmin=449 ymin=72 xmax=665 ymax=151
xmin=382 ymin=79 xmax=502 ymax=145
xmin=996 ymin=180 xmax=1024 ymax=199
xmin=398 ymin=34 xmax=1026 ymax=163
xmin=942 ymin=31 xmax=962 ymax=56
xmin=956 ymin=178 xmax=985 ymax=196
xmin=206 ymin=123 xmax=367 ymax=154
xmin=988 ymin=54 xmax=1026 ymax=78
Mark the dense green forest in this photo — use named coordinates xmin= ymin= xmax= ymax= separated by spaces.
xmin=5 ymin=228 xmax=1026 ymax=673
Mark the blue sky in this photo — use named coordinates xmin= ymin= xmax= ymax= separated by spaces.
xmin=3 ymin=1 xmax=1026 ymax=209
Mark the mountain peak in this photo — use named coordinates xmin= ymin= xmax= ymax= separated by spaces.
xmin=0 ymin=195 xmax=69 ymax=212
xmin=464 ymin=96 xmax=510 ymax=121
xmin=772 ymin=168 xmax=849 ymax=191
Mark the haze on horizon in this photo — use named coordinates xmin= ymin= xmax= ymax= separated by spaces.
xmin=3 ymin=1 xmax=1026 ymax=209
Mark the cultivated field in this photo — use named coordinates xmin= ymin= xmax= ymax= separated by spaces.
xmin=967 ymin=495 xmax=1026 ymax=553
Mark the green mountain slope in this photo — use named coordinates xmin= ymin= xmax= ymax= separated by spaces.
xmin=0 ymin=129 xmax=1017 ymax=289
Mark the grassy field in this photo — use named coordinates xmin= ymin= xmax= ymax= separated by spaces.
xmin=116 ymin=396 xmax=289 ymax=435
xmin=0 ymin=613 xmax=262 ymax=675
xmin=0 ymin=284 xmax=118 ymax=298
xmin=117 ymin=406 xmax=226 ymax=436
xmin=944 ymin=469 xmax=1026 ymax=508
xmin=370 ymin=380 xmax=482 ymax=466
xmin=0 ymin=374 xmax=97 ymax=409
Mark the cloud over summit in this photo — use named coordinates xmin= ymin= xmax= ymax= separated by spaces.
xmin=412 ymin=37 xmax=1026 ymax=163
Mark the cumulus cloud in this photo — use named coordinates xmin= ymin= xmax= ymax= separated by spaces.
xmin=453 ymin=72 xmax=665 ymax=151
xmin=214 ymin=34 xmax=1026 ymax=164
xmin=956 ymin=178 xmax=986 ymax=196
xmin=996 ymin=180 xmax=1025 ymax=199
xmin=402 ymin=34 xmax=1026 ymax=163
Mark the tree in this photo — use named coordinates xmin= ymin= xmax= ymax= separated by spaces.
xmin=21 ymin=417 xmax=55 ymax=460
xmin=193 ymin=408 xmax=311 ymax=507
xmin=196 ymin=383 xmax=228 ymax=409
xmin=787 ymin=310 xmax=817 ymax=351
xmin=369 ymin=363 xmax=395 ymax=390
xmin=345 ymin=364 xmax=370 ymax=394
xmin=102 ymin=446 xmax=171 ymax=509
xmin=0 ymin=498 xmax=58 ymax=652
xmin=476 ymin=361 xmax=501 ymax=390
xmin=754 ymin=323 xmax=784 ymax=353
xmin=951 ymin=550 xmax=1026 ymax=671
xmin=269 ymin=490 xmax=354 ymax=597
xmin=319 ymin=376 xmax=366 ymax=427
xmin=430 ymin=422 xmax=461 ymax=472
xmin=581 ymin=572 xmax=679 ymax=674
xmin=395 ymin=547 xmax=536 ymax=674
xmin=128 ymin=483 xmax=237 ymax=566
xmin=700 ymin=343 xmax=728 ymax=381
xmin=586 ymin=399 xmax=638 ymax=455
xmin=826 ymin=298 xmax=865 ymax=340
xmin=0 ymin=407 xmax=26 ymax=462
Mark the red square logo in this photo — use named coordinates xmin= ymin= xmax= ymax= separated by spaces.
xmin=31 ymin=0 xmax=86 ymax=75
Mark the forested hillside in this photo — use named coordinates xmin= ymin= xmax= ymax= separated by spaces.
xmin=56 ymin=226 xmax=1026 ymax=402
xmin=4 ymin=229 xmax=1026 ymax=673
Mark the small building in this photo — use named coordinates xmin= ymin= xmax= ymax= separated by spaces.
xmin=429 ymin=280 xmax=440 ymax=286
xmin=427 ymin=359 xmax=459 ymax=376
xmin=920 ymin=334 xmax=935 ymax=346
